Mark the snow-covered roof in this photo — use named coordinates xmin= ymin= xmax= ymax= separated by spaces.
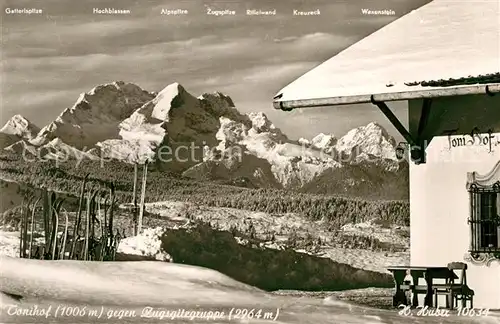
xmin=273 ymin=0 xmax=500 ymax=110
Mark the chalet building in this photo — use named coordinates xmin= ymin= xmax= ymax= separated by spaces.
xmin=273 ymin=0 xmax=500 ymax=309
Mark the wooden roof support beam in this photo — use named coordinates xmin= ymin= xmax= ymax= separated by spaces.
xmin=370 ymin=96 xmax=430 ymax=164
xmin=370 ymin=95 xmax=416 ymax=147
xmin=415 ymin=98 xmax=433 ymax=164
xmin=417 ymin=98 xmax=432 ymax=140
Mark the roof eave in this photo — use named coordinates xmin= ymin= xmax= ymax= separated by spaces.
xmin=273 ymin=83 xmax=500 ymax=110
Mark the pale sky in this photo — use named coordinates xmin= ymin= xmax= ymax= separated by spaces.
xmin=1 ymin=0 xmax=429 ymax=141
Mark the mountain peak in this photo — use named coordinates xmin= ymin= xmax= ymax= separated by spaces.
xmin=148 ymin=82 xmax=192 ymax=121
xmin=366 ymin=121 xmax=382 ymax=128
xmin=336 ymin=122 xmax=397 ymax=162
xmin=0 ymin=114 xmax=40 ymax=140
xmin=159 ymin=82 xmax=183 ymax=93
xmin=198 ymin=91 xmax=236 ymax=110
xmin=248 ymin=112 xmax=275 ymax=133
xmin=33 ymin=82 xmax=156 ymax=149
xmin=4 ymin=139 xmax=37 ymax=155
xmin=78 ymin=81 xmax=151 ymax=107
xmin=311 ymin=133 xmax=337 ymax=149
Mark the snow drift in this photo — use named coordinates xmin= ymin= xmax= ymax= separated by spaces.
xmin=0 ymin=256 xmax=497 ymax=323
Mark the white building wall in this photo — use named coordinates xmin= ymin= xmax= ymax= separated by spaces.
xmin=408 ymin=94 xmax=500 ymax=309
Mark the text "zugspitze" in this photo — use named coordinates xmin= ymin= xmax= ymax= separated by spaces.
xmin=206 ymin=8 xmax=235 ymax=16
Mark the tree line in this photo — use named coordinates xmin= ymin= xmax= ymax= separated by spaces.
xmin=0 ymin=153 xmax=409 ymax=228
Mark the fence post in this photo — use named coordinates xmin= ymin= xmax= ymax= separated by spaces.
xmin=70 ymin=174 xmax=89 ymax=260
xmin=133 ymin=163 xmax=138 ymax=235
xmin=21 ymin=195 xmax=33 ymax=258
xmin=29 ymin=197 xmax=41 ymax=258
xmin=60 ymin=208 xmax=69 ymax=260
xmin=137 ymin=160 xmax=148 ymax=234
xmin=48 ymin=191 xmax=57 ymax=257
xmin=42 ymin=189 xmax=50 ymax=252
xmin=108 ymin=183 xmax=115 ymax=237
xmin=83 ymin=190 xmax=91 ymax=261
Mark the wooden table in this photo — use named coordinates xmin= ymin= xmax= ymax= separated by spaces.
xmin=387 ymin=266 xmax=458 ymax=308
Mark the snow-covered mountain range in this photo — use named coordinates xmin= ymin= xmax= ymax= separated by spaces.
xmin=0 ymin=81 xmax=407 ymax=193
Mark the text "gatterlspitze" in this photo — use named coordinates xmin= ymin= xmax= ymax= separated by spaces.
xmin=5 ymin=8 xmax=43 ymax=14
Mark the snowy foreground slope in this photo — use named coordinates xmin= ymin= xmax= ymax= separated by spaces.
xmin=1 ymin=257 xmax=499 ymax=324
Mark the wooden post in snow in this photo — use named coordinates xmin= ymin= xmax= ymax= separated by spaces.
xmin=132 ymin=163 xmax=138 ymax=235
xmin=137 ymin=160 xmax=148 ymax=234
xmin=132 ymin=163 xmax=138 ymax=205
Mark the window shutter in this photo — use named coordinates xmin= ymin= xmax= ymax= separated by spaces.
xmin=470 ymin=190 xmax=482 ymax=250
xmin=497 ymin=193 xmax=500 ymax=212
xmin=497 ymin=193 xmax=500 ymax=248
xmin=497 ymin=224 xmax=500 ymax=248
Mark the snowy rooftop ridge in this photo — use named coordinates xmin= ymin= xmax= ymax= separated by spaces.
xmin=274 ymin=0 xmax=500 ymax=108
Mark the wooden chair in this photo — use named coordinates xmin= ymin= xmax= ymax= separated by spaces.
xmin=434 ymin=262 xmax=474 ymax=309
xmin=448 ymin=262 xmax=474 ymax=308
xmin=433 ymin=271 xmax=454 ymax=308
